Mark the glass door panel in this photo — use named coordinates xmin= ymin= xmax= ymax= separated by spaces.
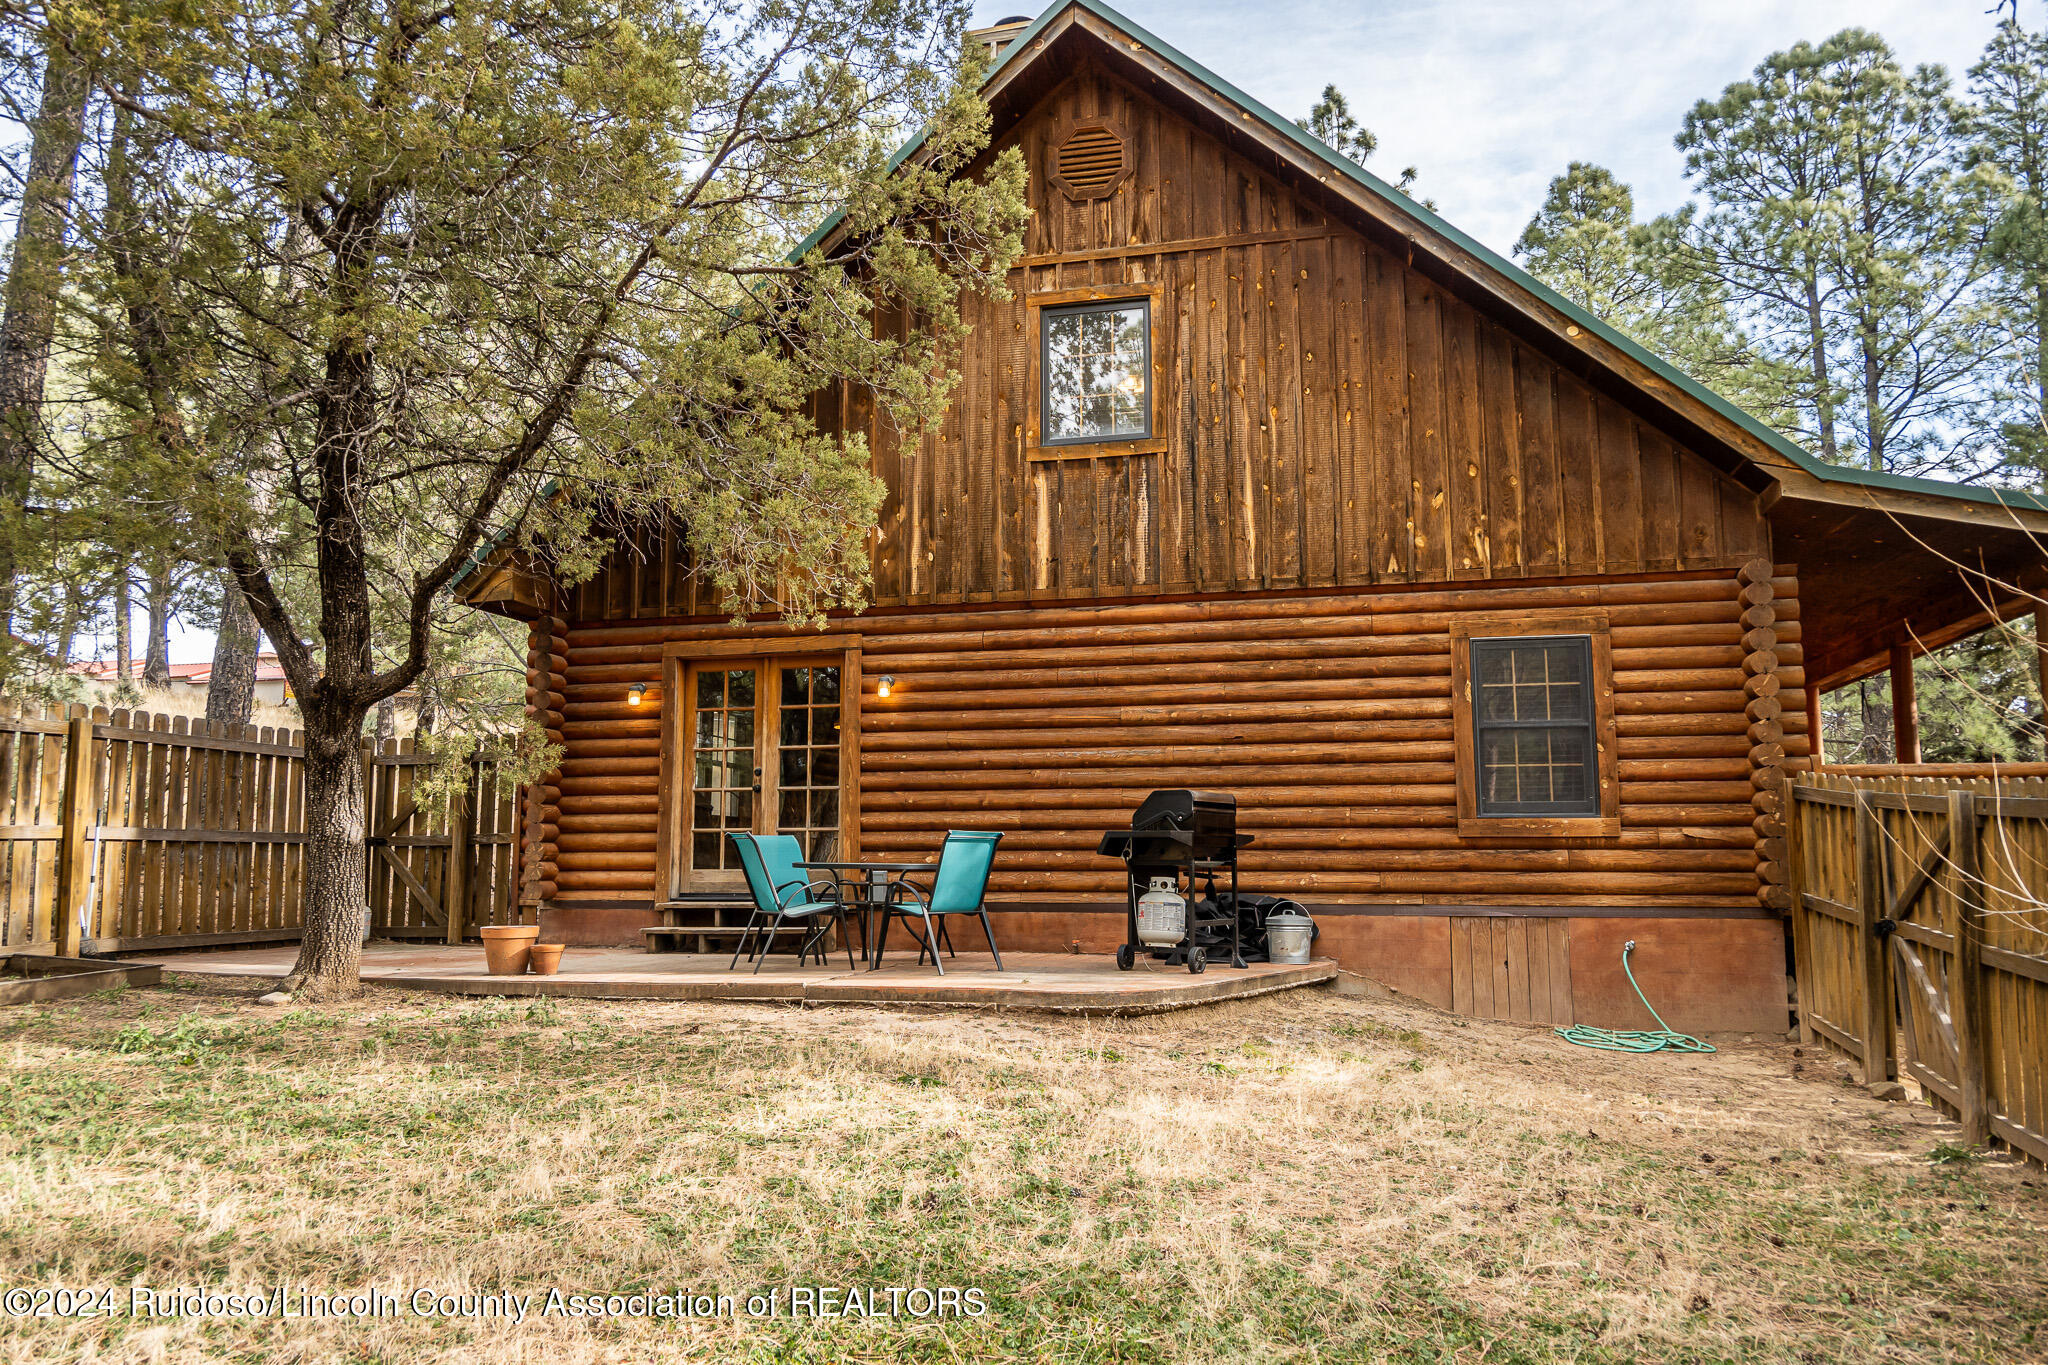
xmin=687 ymin=665 xmax=758 ymax=888
xmin=677 ymin=656 xmax=845 ymax=895
xmin=776 ymin=665 xmax=842 ymax=859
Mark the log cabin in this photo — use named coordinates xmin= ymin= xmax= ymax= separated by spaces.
xmin=455 ymin=0 xmax=2048 ymax=1032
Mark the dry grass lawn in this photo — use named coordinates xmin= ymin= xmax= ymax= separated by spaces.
xmin=1 ymin=971 xmax=2043 ymax=1363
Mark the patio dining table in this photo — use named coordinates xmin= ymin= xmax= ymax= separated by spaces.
xmin=798 ymin=860 xmax=933 ymax=970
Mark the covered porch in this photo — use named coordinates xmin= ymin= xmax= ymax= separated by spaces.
xmin=144 ymin=942 xmax=1339 ymax=1015
xmin=1774 ymin=471 xmax=2048 ymax=766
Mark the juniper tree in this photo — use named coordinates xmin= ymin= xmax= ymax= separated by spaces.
xmin=56 ymin=0 xmax=1028 ymax=997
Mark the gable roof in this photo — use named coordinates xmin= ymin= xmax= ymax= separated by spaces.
xmin=802 ymin=0 xmax=2047 ymax=526
xmin=458 ymin=0 xmax=2048 ymax=611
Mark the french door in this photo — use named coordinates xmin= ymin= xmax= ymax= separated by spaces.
xmin=677 ymin=655 xmax=847 ymax=893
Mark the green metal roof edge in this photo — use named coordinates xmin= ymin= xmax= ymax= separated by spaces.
xmin=451 ymin=477 xmax=561 ymax=598
xmin=795 ymin=0 xmax=2048 ymax=518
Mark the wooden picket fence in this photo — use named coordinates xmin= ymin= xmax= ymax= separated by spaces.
xmin=1787 ymin=769 xmax=2048 ymax=1164
xmin=0 ymin=702 xmax=524 ymax=955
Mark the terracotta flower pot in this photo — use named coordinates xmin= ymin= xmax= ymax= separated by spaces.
xmin=528 ymin=943 xmax=565 ymax=977
xmin=481 ymin=924 xmax=540 ymax=976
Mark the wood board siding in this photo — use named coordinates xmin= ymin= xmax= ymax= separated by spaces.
xmin=556 ymin=68 xmax=1766 ymax=624
xmin=547 ymin=570 xmax=1811 ymax=905
xmin=1450 ymin=916 xmax=1573 ymax=1025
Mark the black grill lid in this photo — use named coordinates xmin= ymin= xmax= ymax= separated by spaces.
xmin=1133 ymin=788 xmax=1234 ymax=832
xmin=1098 ymin=789 xmax=1251 ymax=865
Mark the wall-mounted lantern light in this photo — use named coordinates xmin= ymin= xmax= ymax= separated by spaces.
xmin=877 ymin=675 xmax=896 ymax=699
xmin=627 ymin=683 xmax=647 ymax=707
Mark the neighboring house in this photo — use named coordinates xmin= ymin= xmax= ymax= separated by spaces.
xmin=456 ymin=1 xmax=2048 ymax=1031
xmin=71 ymin=652 xmax=296 ymax=712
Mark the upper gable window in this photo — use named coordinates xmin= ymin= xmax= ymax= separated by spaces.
xmin=1024 ymin=284 xmax=1163 ymax=461
xmin=1041 ymin=299 xmax=1151 ymax=445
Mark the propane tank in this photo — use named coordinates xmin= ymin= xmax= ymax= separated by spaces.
xmin=1136 ymin=876 xmax=1186 ymax=948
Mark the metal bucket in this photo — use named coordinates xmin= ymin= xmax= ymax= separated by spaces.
xmin=1264 ymin=909 xmax=1314 ymax=964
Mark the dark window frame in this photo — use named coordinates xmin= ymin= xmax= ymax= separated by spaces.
xmin=1469 ymin=634 xmax=1600 ymax=818
xmin=1038 ymin=296 xmax=1153 ymax=447
xmin=1449 ymin=613 xmax=1620 ymax=839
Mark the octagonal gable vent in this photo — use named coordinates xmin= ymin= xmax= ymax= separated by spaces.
xmin=1053 ymin=123 xmax=1128 ymax=200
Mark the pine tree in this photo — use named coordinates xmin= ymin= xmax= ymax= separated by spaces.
xmin=1679 ymin=31 xmax=1986 ymax=476
xmin=1823 ymin=32 xmax=1984 ymax=476
xmin=1514 ymin=162 xmax=1792 ymax=425
xmin=1297 ymin=85 xmax=1421 ymax=198
xmin=1968 ymin=16 xmax=2048 ymax=482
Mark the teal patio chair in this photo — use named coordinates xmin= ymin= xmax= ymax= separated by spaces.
xmin=728 ymin=832 xmax=852 ymax=973
xmin=875 ymin=831 xmax=1004 ymax=975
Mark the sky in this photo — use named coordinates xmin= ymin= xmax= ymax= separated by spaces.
xmin=149 ymin=0 xmax=2020 ymax=664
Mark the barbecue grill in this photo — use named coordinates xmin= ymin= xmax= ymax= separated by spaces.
xmin=1095 ymin=789 xmax=1253 ymax=972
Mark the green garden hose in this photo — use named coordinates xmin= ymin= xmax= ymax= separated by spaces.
xmin=1554 ymin=940 xmax=1716 ymax=1054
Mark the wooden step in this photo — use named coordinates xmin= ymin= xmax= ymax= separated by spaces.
xmin=643 ymin=922 xmax=825 ymax=954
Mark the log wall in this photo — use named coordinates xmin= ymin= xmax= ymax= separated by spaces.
xmin=544 ymin=569 xmax=1811 ymax=908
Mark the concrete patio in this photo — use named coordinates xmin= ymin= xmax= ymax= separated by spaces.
xmin=145 ymin=942 xmax=1339 ymax=1015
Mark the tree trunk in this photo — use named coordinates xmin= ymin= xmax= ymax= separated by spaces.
xmin=1856 ymin=676 xmax=1895 ymax=764
xmin=142 ymin=562 xmax=172 ymax=688
xmin=2035 ymin=276 xmax=2047 ymax=457
xmin=113 ymin=568 xmax=132 ymax=682
xmin=414 ymin=665 xmax=437 ymax=736
xmin=50 ymin=585 xmax=78 ymax=671
xmin=375 ymin=696 xmax=396 ymax=744
xmin=280 ymin=725 xmax=369 ymax=998
xmin=205 ymin=572 xmax=259 ymax=725
xmin=1803 ymin=272 xmax=1838 ymax=462
xmin=51 ymin=583 xmax=78 ymax=670
xmin=0 ymin=40 xmax=90 ymax=636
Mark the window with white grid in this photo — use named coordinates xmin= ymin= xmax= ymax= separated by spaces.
xmin=1041 ymin=300 xmax=1150 ymax=444
xmin=1470 ymin=635 xmax=1600 ymax=817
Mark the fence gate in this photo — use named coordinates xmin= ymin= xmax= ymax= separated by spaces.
xmin=363 ymin=738 xmax=521 ymax=941
xmin=1788 ymin=772 xmax=2048 ymax=1164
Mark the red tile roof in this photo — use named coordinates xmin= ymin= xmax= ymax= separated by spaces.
xmin=71 ymin=652 xmax=291 ymax=684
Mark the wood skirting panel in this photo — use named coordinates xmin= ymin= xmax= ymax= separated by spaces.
xmin=526 ymin=904 xmax=1785 ymax=1033
xmin=1451 ymin=916 xmax=1572 ymax=1025
xmin=1326 ymin=913 xmax=1783 ymax=1032
xmin=1574 ymin=917 xmax=1788 ymax=1034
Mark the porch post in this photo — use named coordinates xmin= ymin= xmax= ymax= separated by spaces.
xmin=2037 ymin=610 xmax=2047 ymax=745
xmin=1805 ymin=679 xmax=1824 ymax=767
xmin=1888 ymin=641 xmax=1919 ymax=765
